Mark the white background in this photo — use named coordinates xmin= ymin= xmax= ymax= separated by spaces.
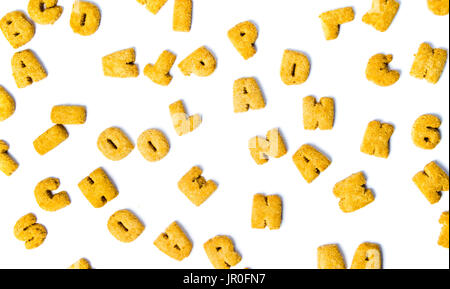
xmin=0 ymin=0 xmax=448 ymax=269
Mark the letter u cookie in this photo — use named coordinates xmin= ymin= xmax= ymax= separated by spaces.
xmin=154 ymin=221 xmax=192 ymax=261
xmin=204 ymin=236 xmax=242 ymax=269
xmin=14 ymin=213 xmax=47 ymax=249
xmin=108 ymin=209 xmax=145 ymax=243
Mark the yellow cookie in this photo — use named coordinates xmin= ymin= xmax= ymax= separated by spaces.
xmin=178 ymin=166 xmax=217 ymax=206
xmin=0 ymin=140 xmax=19 ymax=176
xmin=173 ymin=0 xmax=192 ymax=32
xmin=70 ymin=0 xmax=101 ymax=36
xmin=178 ymin=47 xmax=216 ymax=77
xmin=233 ymin=77 xmax=265 ymax=113
xmin=362 ymin=0 xmax=400 ymax=32
xmin=28 ymin=0 xmax=63 ymax=25
xmin=251 ymin=194 xmax=282 ymax=230
xmin=410 ymin=43 xmax=448 ymax=84
xmin=12 ymin=50 xmax=47 ymax=89
xmin=361 ymin=120 xmax=394 ymax=158
xmin=144 ymin=50 xmax=176 ymax=86
xmin=333 ymin=172 xmax=375 ymax=213
xmin=204 ymin=236 xmax=242 ymax=269
xmin=292 ymin=144 xmax=331 ymax=183
xmin=14 ymin=213 xmax=47 ymax=249
xmin=249 ymin=128 xmax=287 ymax=165
xmin=169 ymin=100 xmax=202 ymax=136
xmin=102 ymin=48 xmax=139 ymax=78
xmin=68 ymin=258 xmax=92 ymax=269
xmin=413 ymin=161 xmax=449 ymax=204
xmin=438 ymin=212 xmax=449 ymax=248
xmin=319 ymin=7 xmax=355 ymax=40
xmin=428 ymin=0 xmax=449 ymax=15
xmin=137 ymin=129 xmax=170 ymax=162
xmin=154 ymin=221 xmax=192 ymax=261
xmin=228 ymin=21 xmax=258 ymax=60
xmin=51 ymin=105 xmax=86 ymax=125
xmin=0 ymin=86 xmax=15 ymax=122
xmin=34 ymin=177 xmax=71 ymax=212
xmin=97 ymin=127 xmax=134 ymax=161
xmin=107 ymin=209 xmax=145 ymax=243
xmin=33 ymin=124 xmax=69 ymax=155
xmin=137 ymin=0 xmax=168 ymax=15
xmin=317 ymin=244 xmax=346 ymax=269
xmin=303 ymin=96 xmax=334 ymax=130
xmin=0 ymin=11 xmax=35 ymax=49
xmin=280 ymin=50 xmax=310 ymax=85
xmin=412 ymin=114 xmax=441 ymax=150
xmin=366 ymin=54 xmax=400 ymax=86
xmin=350 ymin=243 xmax=382 ymax=269
xmin=78 ymin=167 xmax=119 ymax=208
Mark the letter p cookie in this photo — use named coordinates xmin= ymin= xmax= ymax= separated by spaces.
xmin=154 ymin=222 xmax=193 ymax=261
xmin=78 ymin=167 xmax=119 ymax=208
xmin=413 ymin=161 xmax=449 ymax=204
xmin=228 ymin=21 xmax=258 ymax=60
xmin=204 ymin=236 xmax=242 ymax=269
xmin=251 ymin=194 xmax=282 ymax=230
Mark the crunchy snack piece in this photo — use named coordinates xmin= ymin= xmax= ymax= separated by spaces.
xmin=428 ymin=0 xmax=449 ymax=15
xmin=102 ymin=48 xmax=139 ymax=78
xmin=410 ymin=43 xmax=448 ymax=84
xmin=178 ymin=46 xmax=216 ymax=77
xmin=362 ymin=0 xmax=400 ymax=32
xmin=70 ymin=0 xmax=101 ymax=36
xmin=438 ymin=212 xmax=449 ymax=248
xmin=0 ymin=140 xmax=19 ymax=176
xmin=68 ymin=258 xmax=92 ymax=269
xmin=351 ymin=243 xmax=382 ymax=269
xmin=137 ymin=129 xmax=170 ymax=162
xmin=0 ymin=11 xmax=35 ymax=49
xmin=303 ymin=96 xmax=334 ymax=130
xmin=51 ymin=105 xmax=86 ymax=125
xmin=317 ymin=244 xmax=346 ymax=269
xmin=319 ymin=7 xmax=355 ymax=40
xmin=28 ymin=0 xmax=63 ymax=25
xmin=178 ymin=166 xmax=217 ymax=206
xmin=251 ymin=194 xmax=282 ymax=230
xmin=280 ymin=50 xmax=310 ymax=85
xmin=78 ymin=167 xmax=118 ymax=208
xmin=413 ymin=161 xmax=449 ymax=204
xmin=137 ymin=0 xmax=168 ymax=15
xmin=204 ymin=236 xmax=242 ymax=269
xmin=33 ymin=124 xmax=68 ymax=155
xmin=169 ymin=100 xmax=201 ymax=136
xmin=292 ymin=144 xmax=331 ymax=183
xmin=173 ymin=0 xmax=192 ymax=32
xmin=34 ymin=177 xmax=71 ymax=212
xmin=97 ymin=127 xmax=134 ymax=161
xmin=366 ymin=54 xmax=400 ymax=86
xmin=233 ymin=78 xmax=265 ymax=113
xmin=14 ymin=213 xmax=47 ymax=249
xmin=12 ymin=50 xmax=47 ymax=89
xmin=154 ymin=221 xmax=192 ymax=261
xmin=108 ymin=209 xmax=145 ymax=243
xmin=361 ymin=120 xmax=394 ymax=158
xmin=333 ymin=172 xmax=375 ymax=213
xmin=228 ymin=21 xmax=258 ymax=60
xmin=412 ymin=114 xmax=441 ymax=150
xmin=249 ymin=128 xmax=287 ymax=165
xmin=0 ymin=86 xmax=15 ymax=122
xmin=144 ymin=50 xmax=176 ymax=86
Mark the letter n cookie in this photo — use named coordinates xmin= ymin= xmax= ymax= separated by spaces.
xmin=228 ymin=21 xmax=258 ymax=60
xmin=178 ymin=166 xmax=217 ymax=206
xmin=0 ymin=11 xmax=35 ymax=49
xmin=249 ymin=128 xmax=287 ymax=165
xmin=366 ymin=54 xmax=400 ymax=86
xmin=361 ymin=120 xmax=394 ymax=158
xmin=428 ymin=0 xmax=449 ymax=16
xmin=173 ymin=0 xmax=192 ymax=32
xmin=0 ymin=140 xmax=18 ymax=176
xmin=144 ymin=50 xmax=176 ymax=86
xmin=108 ymin=210 xmax=145 ymax=243
xmin=362 ymin=0 xmax=400 ymax=32
xmin=70 ymin=0 xmax=101 ymax=36
xmin=233 ymin=78 xmax=265 ymax=113
xmin=12 ymin=50 xmax=47 ymax=89
xmin=351 ymin=243 xmax=382 ymax=269
xmin=438 ymin=212 xmax=449 ymax=248
xmin=103 ymin=48 xmax=139 ymax=78
xmin=28 ymin=0 xmax=63 ymax=25
xmin=413 ymin=161 xmax=449 ymax=204
xmin=97 ymin=127 xmax=134 ymax=161
xmin=154 ymin=221 xmax=192 ymax=261
xmin=292 ymin=144 xmax=331 ymax=183
xmin=204 ymin=236 xmax=242 ymax=269
xmin=412 ymin=114 xmax=441 ymax=150
xmin=178 ymin=46 xmax=216 ymax=77
xmin=69 ymin=258 xmax=92 ymax=269
xmin=251 ymin=194 xmax=282 ymax=230
xmin=34 ymin=177 xmax=71 ymax=212
xmin=317 ymin=244 xmax=346 ymax=269
xmin=78 ymin=167 xmax=118 ymax=208
xmin=319 ymin=7 xmax=355 ymax=40
xmin=169 ymin=100 xmax=201 ymax=136
xmin=410 ymin=43 xmax=448 ymax=84
xmin=14 ymin=213 xmax=47 ymax=249
xmin=33 ymin=124 xmax=69 ymax=155
xmin=0 ymin=86 xmax=15 ymax=122
xmin=303 ymin=96 xmax=334 ymax=130
xmin=280 ymin=50 xmax=310 ymax=85
xmin=333 ymin=172 xmax=375 ymax=213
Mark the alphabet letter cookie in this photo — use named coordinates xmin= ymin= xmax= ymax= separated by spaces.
xmin=154 ymin=221 xmax=192 ymax=261
xmin=362 ymin=0 xmax=400 ymax=32
xmin=333 ymin=172 xmax=375 ymax=213
xmin=107 ymin=209 xmax=145 ymax=243
xmin=28 ymin=0 xmax=63 ymax=25
xmin=0 ymin=86 xmax=15 ymax=122
xmin=413 ymin=161 xmax=449 ymax=204
xmin=12 ymin=50 xmax=47 ymax=89
xmin=137 ymin=0 xmax=168 ymax=15
xmin=412 ymin=114 xmax=441 ymax=150
xmin=68 ymin=258 xmax=92 ymax=269
xmin=78 ymin=167 xmax=118 ymax=208
xmin=169 ymin=100 xmax=202 ymax=136
xmin=292 ymin=144 xmax=331 ymax=183
xmin=34 ymin=177 xmax=71 ymax=211
xmin=317 ymin=244 xmax=346 ymax=269
xmin=173 ymin=0 xmax=192 ymax=32
xmin=410 ymin=43 xmax=448 ymax=84
xmin=97 ymin=127 xmax=134 ymax=161
xmin=438 ymin=212 xmax=449 ymax=248
xmin=233 ymin=78 xmax=265 ymax=113
xmin=144 ymin=50 xmax=176 ymax=86
xmin=249 ymin=128 xmax=287 ymax=165
xmin=70 ymin=0 xmax=101 ymax=36
xmin=14 ymin=213 xmax=47 ymax=249
xmin=178 ymin=166 xmax=217 ymax=206
xmin=33 ymin=124 xmax=69 ymax=155
xmin=0 ymin=140 xmax=18 ymax=176
xmin=137 ymin=129 xmax=170 ymax=162
xmin=303 ymin=96 xmax=334 ymax=130
xmin=0 ymin=11 xmax=35 ymax=49
xmin=102 ymin=48 xmax=139 ymax=78
xmin=178 ymin=47 xmax=216 ymax=77
xmin=366 ymin=54 xmax=400 ymax=86
xmin=228 ymin=21 xmax=258 ymax=60
xmin=204 ymin=236 xmax=242 ymax=269
xmin=428 ymin=0 xmax=449 ymax=15
xmin=361 ymin=120 xmax=394 ymax=158
xmin=280 ymin=50 xmax=310 ymax=85
xmin=51 ymin=105 xmax=87 ymax=125
xmin=251 ymin=194 xmax=282 ymax=230
xmin=319 ymin=7 xmax=355 ymax=40
xmin=350 ymin=243 xmax=382 ymax=269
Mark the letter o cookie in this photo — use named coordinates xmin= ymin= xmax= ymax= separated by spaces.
xmin=428 ymin=0 xmax=449 ymax=16
xmin=28 ymin=0 xmax=63 ymax=25
xmin=34 ymin=177 xmax=71 ymax=212
xmin=0 ymin=86 xmax=15 ymax=122
xmin=137 ymin=129 xmax=170 ymax=162
xmin=97 ymin=127 xmax=134 ymax=161
xmin=70 ymin=0 xmax=101 ymax=36
xmin=107 ymin=209 xmax=145 ymax=243
xmin=14 ymin=213 xmax=47 ymax=249
xmin=412 ymin=114 xmax=441 ymax=150
xmin=0 ymin=11 xmax=35 ymax=49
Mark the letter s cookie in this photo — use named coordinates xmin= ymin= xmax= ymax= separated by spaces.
xmin=14 ymin=213 xmax=47 ymax=249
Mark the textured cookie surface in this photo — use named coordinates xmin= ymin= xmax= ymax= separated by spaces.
xmin=178 ymin=46 xmax=216 ymax=77
xmin=204 ymin=236 xmax=242 ymax=269
xmin=14 ymin=213 xmax=47 ymax=249
xmin=137 ymin=0 xmax=168 ymax=15
xmin=173 ymin=0 xmax=192 ymax=32
xmin=108 ymin=209 xmax=145 ymax=243
xmin=333 ymin=172 xmax=375 ymax=213
xmin=233 ymin=77 xmax=265 ymax=113
xmin=154 ymin=221 xmax=192 ymax=261
xmin=68 ymin=258 xmax=91 ymax=269
xmin=361 ymin=120 xmax=394 ymax=158
xmin=251 ymin=194 xmax=282 ymax=230
xmin=70 ymin=0 xmax=101 ymax=36
xmin=0 ymin=140 xmax=19 ymax=176
xmin=366 ymin=54 xmax=400 ymax=86
xmin=12 ymin=49 xmax=47 ymax=89
xmin=292 ymin=144 xmax=331 ymax=183
xmin=280 ymin=50 xmax=310 ymax=85
xmin=0 ymin=86 xmax=15 ymax=122
xmin=34 ymin=177 xmax=71 ymax=212
xmin=51 ymin=105 xmax=86 ymax=125
xmin=102 ymin=48 xmax=139 ymax=78
xmin=428 ymin=0 xmax=449 ymax=15
xmin=137 ymin=129 xmax=170 ymax=162
xmin=97 ymin=127 xmax=134 ymax=161
xmin=351 ymin=243 xmax=382 ymax=269
xmin=412 ymin=114 xmax=441 ymax=150
xmin=228 ymin=21 xmax=258 ymax=60
xmin=178 ymin=166 xmax=217 ymax=206
xmin=144 ymin=50 xmax=176 ymax=86
xmin=413 ymin=161 xmax=449 ymax=204
xmin=169 ymin=100 xmax=202 ymax=136
xmin=249 ymin=128 xmax=287 ymax=165
xmin=78 ymin=167 xmax=119 ymax=208
xmin=410 ymin=43 xmax=448 ymax=84
xmin=28 ymin=0 xmax=63 ymax=25
xmin=317 ymin=244 xmax=346 ymax=269
xmin=438 ymin=212 xmax=449 ymax=248
xmin=0 ymin=11 xmax=35 ymax=49
xmin=303 ymin=96 xmax=334 ymax=130
xmin=33 ymin=124 xmax=68 ymax=155
xmin=319 ymin=7 xmax=355 ymax=40
xmin=362 ymin=0 xmax=400 ymax=32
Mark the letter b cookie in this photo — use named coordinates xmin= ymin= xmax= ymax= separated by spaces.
xmin=204 ymin=236 xmax=242 ymax=269
xmin=251 ymin=194 xmax=282 ymax=230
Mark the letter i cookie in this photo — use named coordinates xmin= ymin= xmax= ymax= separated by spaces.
xmin=173 ymin=0 xmax=192 ymax=32
xmin=438 ymin=212 xmax=449 ymax=248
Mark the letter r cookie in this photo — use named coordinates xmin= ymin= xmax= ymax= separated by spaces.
xmin=292 ymin=144 xmax=331 ymax=183
xmin=154 ymin=221 xmax=192 ymax=261
xmin=413 ymin=161 xmax=449 ymax=204
xmin=228 ymin=21 xmax=258 ymax=60
xmin=178 ymin=166 xmax=217 ymax=206
xmin=78 ymin=167 xmax=118 ymax=208
xmin=333 ymin=172 xmax=375 ymax=213
xmin=14 ymin=213 xmax=47 ymax=249
xmin=361 ymin=120 xmax=394 ymax=158
xmin=251 ymin=194 xmax=282 ymax=230
xmin=204 ymin=236 xmax=242 ymax=269
xmin=410 ymin=43 xmax=448 ymax=84
xmin=107 ymin=209 xmax=145 ymax=243
xmin=351 ymin=243 xmax=382 ymax=269
xmin=0 ymin=11 xmax=35 ymax=49
xmin=317 ymin=244 xmax=346 ymax=269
